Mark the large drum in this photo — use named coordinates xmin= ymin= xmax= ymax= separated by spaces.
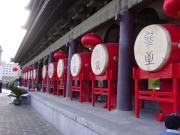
xmin=70 ymin=52 xmax=91 ymax=77
xmin=48 ymin=63 xmax=55 ymax=79
xmin=57 ymin=58 xmax=68 ymax=78
xmin=30 ymin=69 xmax=33 ymax=79
xmin=28 ymin=71 xmax=31 ymax=80
xmin=42 ymin=65 xmax=47 ymax=79
xmin=33 ymin=69 xmax=36 ymax=80
xmin=91 ymin=43 xmax=119 ymax=75
xmin=134 ymin=24 xmax=180 ymax=72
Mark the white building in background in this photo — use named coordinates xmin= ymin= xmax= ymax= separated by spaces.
xmin=2 ymin=63 xmax=19 ymax=84
xmin=0 ymin=45 xmax=20 ymax=84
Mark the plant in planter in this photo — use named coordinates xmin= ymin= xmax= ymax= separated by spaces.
xmin=10 ymin=86 xmax=28 ymax=105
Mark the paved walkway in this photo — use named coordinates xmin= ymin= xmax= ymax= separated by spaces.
xmin=0 ymin=89 xmax=63 ymax=135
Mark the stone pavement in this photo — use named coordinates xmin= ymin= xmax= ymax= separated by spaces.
xmin=0 ymin=89 xmax=63 ymax=135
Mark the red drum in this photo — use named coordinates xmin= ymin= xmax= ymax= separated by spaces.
xmin=30 ymin=69 xmax=33 ymax=80
xmin=24 ymin=72 xmax=27 ymax=80
xmin=134 ymin=24 xmax=180 ymax=72
xmin=57 ymin=58 xmax=68 ymax=78
xmin=48 ymin=63 xmax=57 ymax=79
xmin=42 ymin=65 xmax=47 ymax=79
xmin=26 ymin=72 xmax=28 ymax=80
xmin=24 ymin=72 xmax=26 ymax=80
xmin=70 ymin=52 xmax=91 ymax=77
xmin=91 ymin=43 xmax=119 ymax=75
xmin=28 ymin=70 xmax=31 ymax=80
xmin=33 ymin=69 xmax=37 ymax=80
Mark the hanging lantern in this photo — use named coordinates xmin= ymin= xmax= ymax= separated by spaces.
xmin=163 ymin=0 xmax=180 ymax=19
xmin=81 ymin=33 xmax=102 ymax=49
xmin=53 ymin=51 xmax=67 ymax=60
xmin=12 ymin=67 xmax=18 ymax=72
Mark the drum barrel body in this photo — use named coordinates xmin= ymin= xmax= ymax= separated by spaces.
xmin=80 ymin=52 xmax=91 ymax=73
xmin=163 ymin=24 xmax=180 ymax=64
xmin=105 ymin=43 xmax=119 ymax=72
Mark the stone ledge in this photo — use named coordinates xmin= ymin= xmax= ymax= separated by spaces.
xmin=31 ymin=92 xmax=164 ymax=135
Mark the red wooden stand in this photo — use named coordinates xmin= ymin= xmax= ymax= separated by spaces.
xmin=31 ymin=78 xmax=37 ymax=92
xmin=42 ymin=79 xmax=47 ymax=92
xmin=49 ymin=76 xmax=57 ymax=95
xmin=57 ymin=72 xmax=67 ymax=97
xmin=29 ymin=67 xmax=33 ymax=90
xmin=133 ymin=63 xmax=180 ymax=121
xmin=57 ymin=75 xmax=66 ymax=97
xmin=31 ymin=70 xmax=37 ymax=91
xmin=70 ymin=73 xmax=91 ymax=102
xmin=42 ymin=67 xmax=47 ymax=92
xmin=91 ymin=70 xmax=117 ymax=111
xmin=56 ymin=58 xmax=68 ymax=97
xmin=28 ymin=72 xmax=32 ymax=90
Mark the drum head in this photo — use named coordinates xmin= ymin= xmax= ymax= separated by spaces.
xmin=42 ymin=65 xmax=46 ymax=79
xmin=70 ymin=54 xmax=81 ymax=77
xmin=33 ymin=69 xmax=36 ymax=79
xmin=48 ymin=63 xmax=54 ymax=79
xmin=134 ymin=24 xmax=171 ymax=72
xmin=91 ymin=44 xmax=109 ymax=75
xmin=57 ymin=59 xmax=64 ymax=78
xmin=30 ymin=70 xmax=33 ymax=79
xmin=28 ymin=71 xmax=31 ymax=79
